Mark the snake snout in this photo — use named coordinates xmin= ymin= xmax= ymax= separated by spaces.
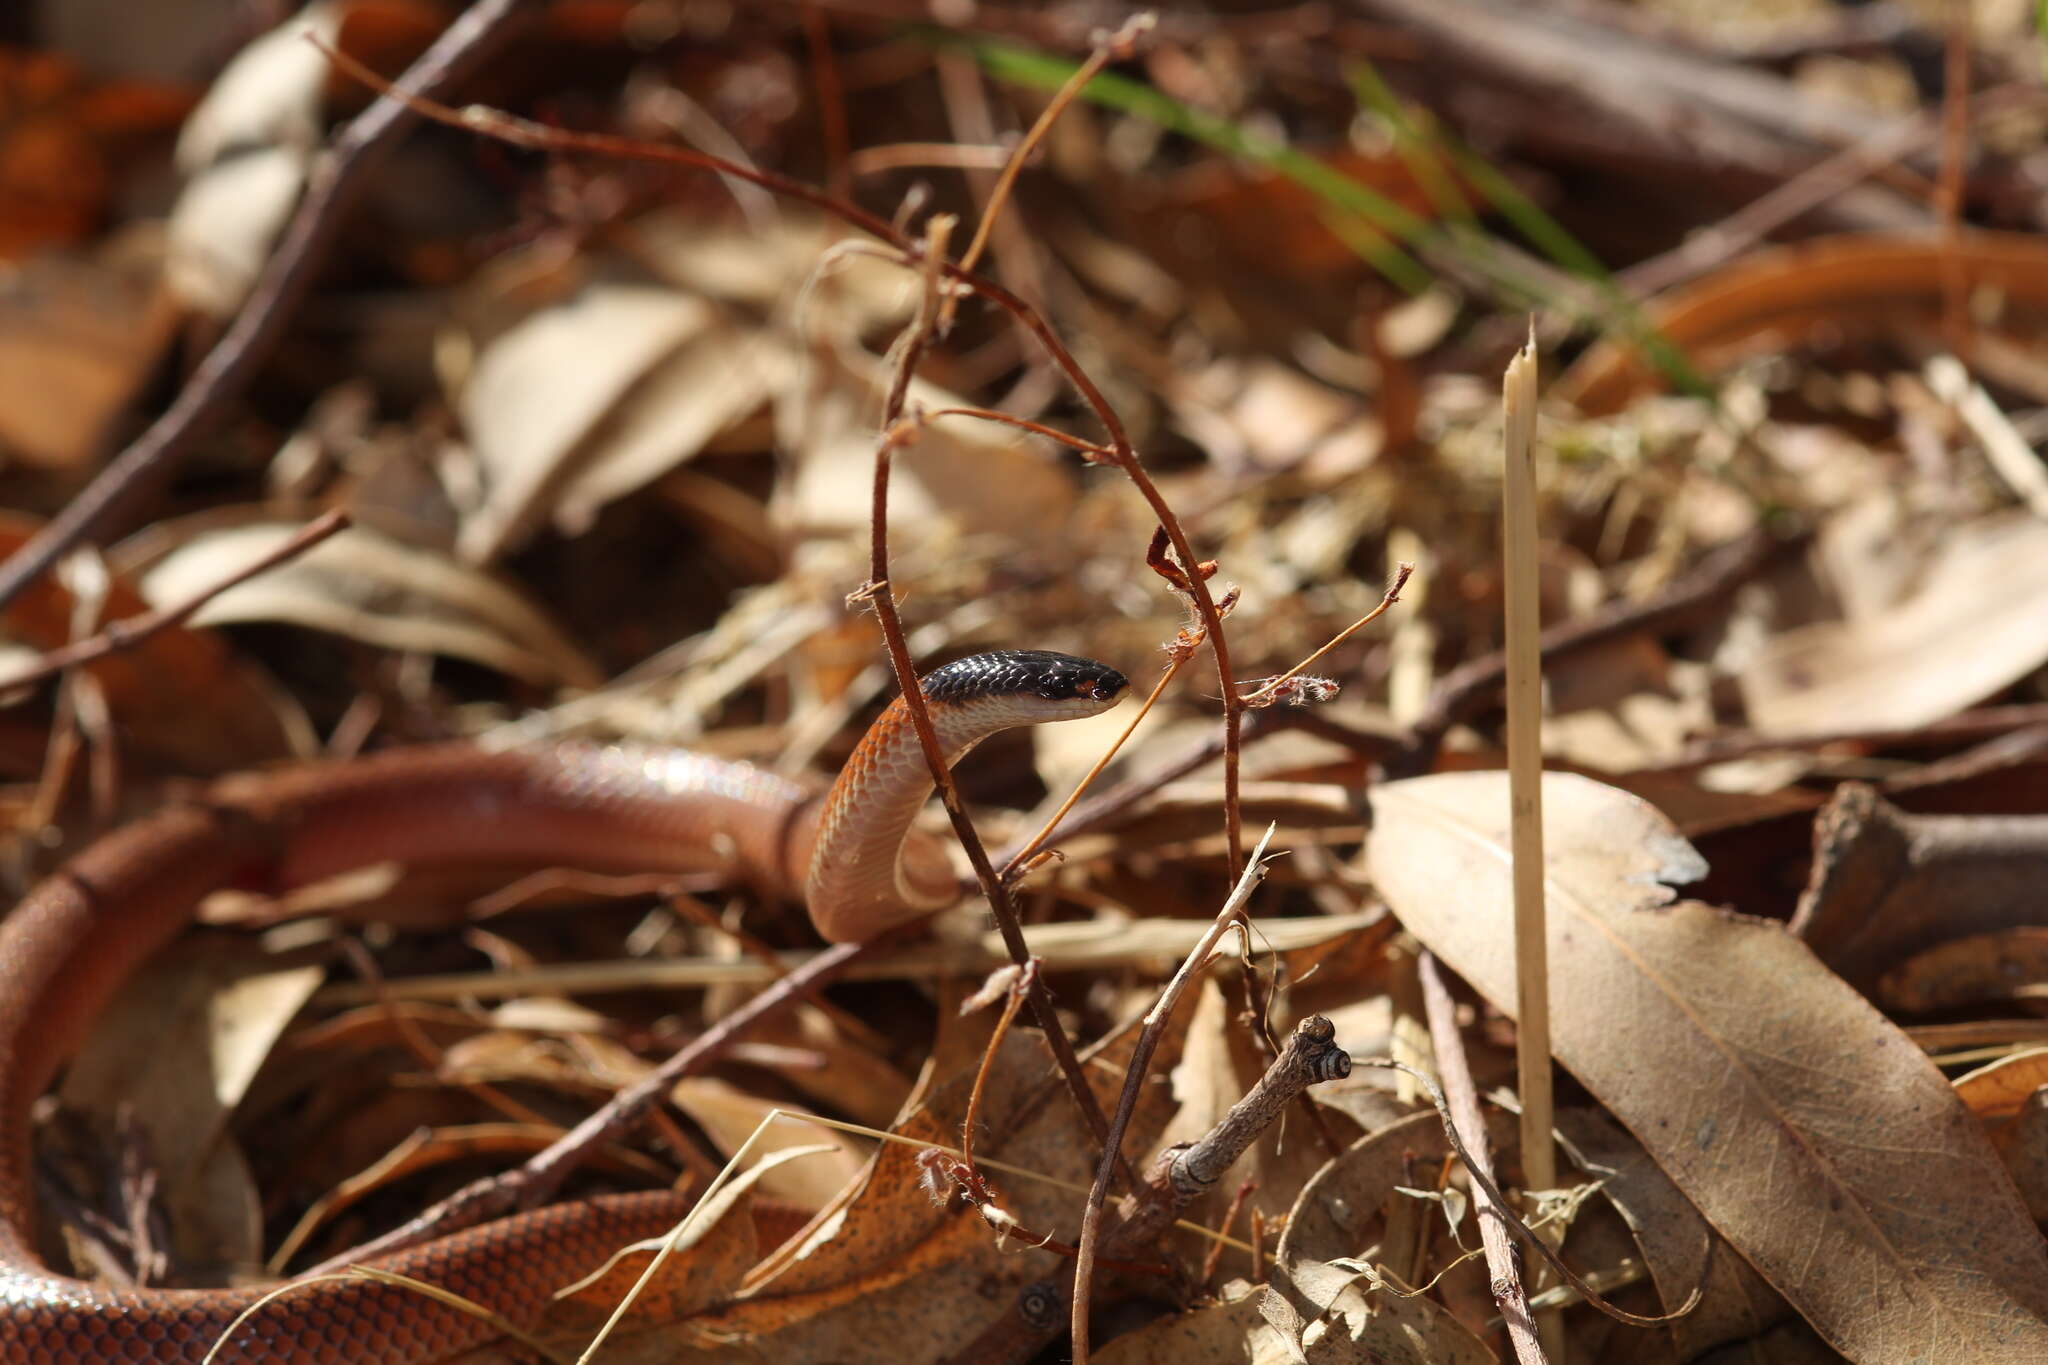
xmin=1034 ymin=657 xmax=1127 ymax=707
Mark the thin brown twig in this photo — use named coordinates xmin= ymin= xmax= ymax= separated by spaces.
xmin=334 ymin=938 xmax=556 ymax=1134
xmin=800 ymin=1 xmax=851 ymax=199
xmin=857 ymin=220 xmax=1118 ymax=1159
xmin=992 ymin=707 xmax=1317 ymax=867
xmin=923 ymin=406 xmax=1115 ymax=461
xmin=961 ymin=961 xmax=1038 ymax=1177
xmin=1641 ymin=703 xmax=2048 ymax=772
xmin=848 ymin=143 xmax=1016 ymax=177
xmin=949 ymin=13 xmax=1154 ymax=294
xmin=660 ymin=888 xmax=892 ymax=1055
xmin=0 ymin=0 xmax=534 ymax=615
xmin=0 ymin=509 xmax=353 ymax=694
xmin=1936 ymin=0 xmax=1972 ymax=357
xmin=1199 ymin=1178 xmax=1258 ymax=1287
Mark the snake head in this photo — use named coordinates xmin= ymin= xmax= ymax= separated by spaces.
xmin=920 ymin=650 xmax=1128 ymax=720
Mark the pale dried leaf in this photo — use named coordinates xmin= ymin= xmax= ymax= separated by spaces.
xmin=548 ymin=330 xmax=794 ymax=540
xmin=174 ymin=2 xmax=338 ymax=170
xmin=1260 ymin=1255 xmax=1496 ymax=1365
xmin=779 ymin=361 xmax=1076 ymax=539
xmin=668 ymin=1079 xmax=867 ymax=1210
xmin=165 ymin=146 xmax=307 ymax=316
xmin=1742 ymin=513 xmax=2048 ymax=735
xmin=456 ymin=283 xmax=725 ymax=561
xmin=132 ymin=518 xmax=602 ymax=688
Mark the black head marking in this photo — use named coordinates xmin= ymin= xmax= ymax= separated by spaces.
xmin=919 ymin=650 xmax=1128 ymax=706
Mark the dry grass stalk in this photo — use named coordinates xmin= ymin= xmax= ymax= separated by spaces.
xmin=1499 ymin=329 xmax=1559 ymax=1357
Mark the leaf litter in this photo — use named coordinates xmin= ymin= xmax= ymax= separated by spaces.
xmin=6 ymin=3 xmax=2048 ymax=1364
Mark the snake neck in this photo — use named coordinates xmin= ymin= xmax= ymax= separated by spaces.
xmin=801 ymin=696 xmax=1010 ymax=943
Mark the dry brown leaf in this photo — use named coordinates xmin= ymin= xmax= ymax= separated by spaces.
xmin=1266 ymin=1106 xmax=1505 ymax=1364
xmin=2002 ymin=1092 xmax=2048 ymax=1225
xmin=126 ymin=516 xmax=603 ymax=689
xmin=1367 ymin=771 xmax=2048 ymax=1364
xmin=1741 ymin=514 xmax=2048 ymax=735
xmin=0 ymin=237 xmax=178 ymax=470
xmin=674 ymin=1019 xmax=1185 ymax=1362
xmin=1555 ymin=1107 xmax=1797 ymax=1361
xmin=1277 ymin=1106 xmax=1495 ymax=1269
xmin=60 ymin=933 xmax=322 ymax=1271
xmin=1097 ymin=1282 xmax=1269 ymax=1364
xmin=454 ymin=282 xmax=761 ymax=561
xmin=1879 ymin=928 xmax=2048 ymax=1014
xmin=1954 ymin=1050 xmax=2048 ymax=1121
xmin=779 ymin=355 xmax=1078 ymax=540
xmin=534 ymin=1145 xmax=825 ymax=1359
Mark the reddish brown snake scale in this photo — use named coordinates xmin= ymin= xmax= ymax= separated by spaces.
xmin=0 ymin=651 xmax=1126 ymax=1363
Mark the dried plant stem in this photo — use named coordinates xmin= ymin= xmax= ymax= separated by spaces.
xmin=1199 ymin=1178 xmax=1257 ymax=1286
xmin=0 ymin=0 xmax=533 ymax=615
xmin=924 ymin=406 xmax=1114 ymax=460
xmin=1419 ymin=952 xmax=1545 ymax=1365
xmin=1165 ymin=1015 xmax=1350 ymax=1197
xmin=1002 ymin=655 xmax=1184 ymax=878
xmin=962 ymin=962 xmax=1037 ymax=1175
xmin=1499 ymin=332 xmax=1560 ymax=1359
xmin=799 ymin=1 xmax=850 ymax=198
xmin=951 ymin=15 xmax=1153 ymax=288
xmin=0 ymin=509 xmax=350 ymax=694
xmin=1071 ymin=825 xmax=1279 ymax=1362
xmin=1239 ymin=563 xmax=1413 ymax=705
xmin=1936 ymin=1 xmax=1972 ymax=354
xmin=848 ymin=143 xmax=1014 ymax=176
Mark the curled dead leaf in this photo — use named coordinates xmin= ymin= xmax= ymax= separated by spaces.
xmin=1559 ymin=233 xmax=2048 ymax=415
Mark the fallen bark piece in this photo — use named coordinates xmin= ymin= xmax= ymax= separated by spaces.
xmin=1792 ymin=782 xmax=2048 ymax=988
xmin=1367 ymin=770 xmax=2048 ymax=1365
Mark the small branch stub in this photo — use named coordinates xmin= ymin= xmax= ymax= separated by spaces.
xmin=1166 ymin=1015 xmax=1351 ymax=1199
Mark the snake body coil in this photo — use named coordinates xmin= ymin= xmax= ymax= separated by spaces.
xmin=0 ymin=649 xmax=1124 ymax=1363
